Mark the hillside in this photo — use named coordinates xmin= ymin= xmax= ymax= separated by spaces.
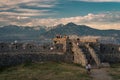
xmin=42 ymin=22 xmax=120 ymax=38
xmin=0 ymin=25 xmax=46 ymax=42
xmin=0 ymin=23 xmax=120 ymax=42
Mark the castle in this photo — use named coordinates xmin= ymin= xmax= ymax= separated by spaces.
xmin=0 ymin=35 xmax=120 ymax=67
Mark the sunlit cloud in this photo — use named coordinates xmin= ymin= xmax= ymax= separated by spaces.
xmin=1 ymin=12 xmax=119 ymax=30
xmin=0 ymin=0 xmax=57 ymax=18
xmin=0 ymin=10 xmax=51 ymax=24
xmin=28 ymin=12 xmax=119 ymax=30
xmin=0 ymin=0 xmax=56 ymax=6
xmin=0 ymin=0 xmax=120 ymax=30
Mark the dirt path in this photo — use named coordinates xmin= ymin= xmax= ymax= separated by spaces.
xmin=91 ymin=68 xmax=112 ymax=80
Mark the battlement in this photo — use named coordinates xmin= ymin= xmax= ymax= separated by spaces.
xmin=53 ymin=35 xmax=69 ymax=52
xmin=0 ymin=37 xmax=120 ymax=67
xmin=53 ymin=35 xmax=68 ymax=44
xmin=80 ymin=38 xmax=98 ymax=43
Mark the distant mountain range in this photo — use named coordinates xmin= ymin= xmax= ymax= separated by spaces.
xmin=0 ymin=23 xmax=120 ymax=42
xmin=42 ymin=22 xmax=120 ymax=38
xmin=0 ymin=25 xmax=46 ymax=42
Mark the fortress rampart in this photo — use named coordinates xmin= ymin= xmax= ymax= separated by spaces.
xmin=0 ymin=36 xmax=120 ymax=67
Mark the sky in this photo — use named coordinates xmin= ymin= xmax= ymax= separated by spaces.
xmin=0 ymin=0 xmax=120 ymax=30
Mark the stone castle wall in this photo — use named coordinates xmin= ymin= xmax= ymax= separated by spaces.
xmin=72 ymin=41 xmax=87 ymax=66
xmin=0 ymin=53 xmax=65 ymax=67
xmin=99 ymin=44 xmax=120 ymax=63
xmin=0 ymin=42 xmax=64 ymax=53
xmin=89 ymin=43 xmax=120 ymax=63
xmin=0 ymin=42 xmax=71 ymax=67
xmin=0 ymin=38 xmax=120 ymax=67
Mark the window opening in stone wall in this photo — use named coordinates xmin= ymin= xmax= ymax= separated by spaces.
xmin=16 ymin=46 xmax=18 ymax=49
xmin=73 ymin=56 xmax=74 ymax=61
xmin=1 ymin=46 xmax=4 ymax=49
xmin=112 ymin=48 xmax=114 ymax=51
xmin=77 ymin=38 xmax=79 ymax=41
xmin=56 ymin=46 xmax=59 ymax=50
xmin=69 ymin=42 xmax=72 ymax=45
xmin=54 ymin=41 xmax=57 ymax=44
xmin=29 ymin=46 xmax=32 ymax=49
xmin=103 ymin=47 xmax=105 ymax=51
xmin=43 ymin=46 xmax=46 ymax=49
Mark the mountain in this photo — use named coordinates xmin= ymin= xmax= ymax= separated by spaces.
xmin=0 ymin=25 xmax=46 ymax=42
xmin=42 ymin=22 xmax=120 ymax=38
xmin=0 ymin=23 xmax=120 ymax=43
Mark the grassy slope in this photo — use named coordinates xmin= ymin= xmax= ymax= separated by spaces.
xmin=108 ymin=64 xmax=120 ymax=80
xmin=0 ymin=62 xmax=92 ymax=80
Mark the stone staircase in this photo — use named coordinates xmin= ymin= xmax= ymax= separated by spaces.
xmin=79 ymin=44 xmax=95 ymax=65
xmin=85 ymin=44 xmax=101 ymax=67
xmin=72 ymin=42 xmax=87 ymax=66
xmin=70 ymin=39 xmax=101 ymax=67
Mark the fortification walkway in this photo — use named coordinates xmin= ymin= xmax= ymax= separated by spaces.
xmin=91 ymin=68 xmax=112 ymax=80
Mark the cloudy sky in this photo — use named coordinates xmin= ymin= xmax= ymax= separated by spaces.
xmin=0 ymin=0 xmax=120 ymax=30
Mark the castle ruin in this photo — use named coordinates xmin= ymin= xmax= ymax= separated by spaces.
xmin=0 ymin=35 xmax=120 ymax=67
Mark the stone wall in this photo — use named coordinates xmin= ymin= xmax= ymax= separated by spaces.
xmin=53 ymin=36 xmax=68 ymax=52
xmin=90 ymin=43 xmax=120 ymax=63
xmin=72 ymin=38 xmax=120 ymax=66
xmin=0 ymin=42 xmax=67 ymax=67
xmin=0 ymin=42 xmax=64 ymax=53
xmin=85 ymin=44 xmax=101 ymax=67
xmin=72 ymin=41 xmax=87 ymax=66
xmin=0 ymin=38 xmax=120 ymax=67
xmin=0 ymin=38 xmax=74 ymax=67
xmin=100 ymin=44 xmax=120 ymax=53
xmin=99 ymin=54 xmax=120 ymax=63
xmin=0 ymin=53 xmax=65 ymax=67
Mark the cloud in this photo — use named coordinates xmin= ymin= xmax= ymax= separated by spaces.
xmin=0 ymin=0 xmax=56 ymax=12
xmin=0 ymin=0 xmax=56 ymax=13
xmin=1 ymin=12 xmax=119 ymax=30
xmin=0 ymin=0 xmax=57 ymax=18
xmin=0 ymin=0 xmax=56 ymax=6
xmin=0 ymin=0 xmax=120 ymax=30
xmin=0 ymin=9 xmax=51 ymax=24
xmin=0 ymin=0 xmax=57 ymax=26
xmin=25 ymin=2 xmax=55 ymax=8
xmin=75 ymin=0 xmax=120 ymax=2
xmin=36 ymin=12 xmax=120 ymax=30
xmin=27 ymin=12 xmax=119 ymax=30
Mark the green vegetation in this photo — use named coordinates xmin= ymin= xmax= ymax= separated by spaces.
xmin=109 ymin=64 xmax=120 ymax=80
xmin=0 ymin=62 xmax=92 ymax=80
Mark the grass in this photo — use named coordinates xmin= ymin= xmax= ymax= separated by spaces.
xmin=0 ymin=62 xmax=92 ymax=80
xmin=108 ymin=63 xmax=120 ymax=80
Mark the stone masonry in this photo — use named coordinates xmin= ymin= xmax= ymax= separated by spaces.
xmin=0 ymin=36 xmax=120 ymax=67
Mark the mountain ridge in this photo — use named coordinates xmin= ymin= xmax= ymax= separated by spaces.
xmin=0 ymin=23 xmax=120 ymax=42
xmin=41 ymin=23 xmax=120 ymax=38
